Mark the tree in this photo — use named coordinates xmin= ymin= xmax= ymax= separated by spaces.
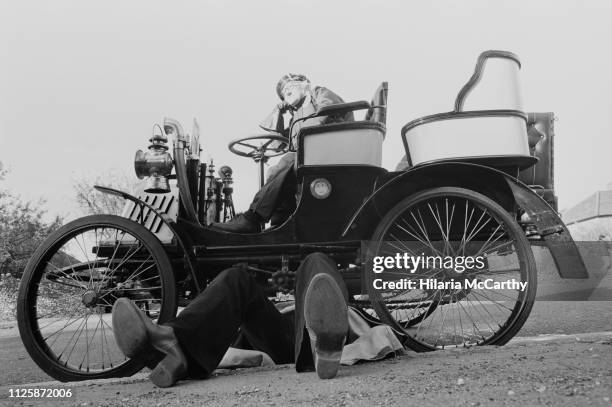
xmin=72 ymin=169 xmax=139 ymax=216
xmin=0 ymin=162 xmax=63 ymax=278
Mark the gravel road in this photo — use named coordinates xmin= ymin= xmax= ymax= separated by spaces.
xmin=1 ymin=332 xmax=611 ymax=407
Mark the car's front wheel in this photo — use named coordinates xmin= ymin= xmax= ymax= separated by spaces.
xmin=17 ymin=214 xmax=177 ymax=381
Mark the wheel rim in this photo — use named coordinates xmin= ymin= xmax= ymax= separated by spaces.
xmin=366 ymin=189 xmax=535 ymax=350
xmin=26 ymin=224 xmax=169 ymax=374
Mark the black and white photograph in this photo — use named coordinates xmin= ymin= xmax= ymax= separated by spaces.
xmin=1 ymin=1 xmax=611 ymax=406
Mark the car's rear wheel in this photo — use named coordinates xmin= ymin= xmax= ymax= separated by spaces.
xmin=365 ymin=187 xmax=537 ymax=351
xmin=17 ymin=214 xmax=177 ymax=381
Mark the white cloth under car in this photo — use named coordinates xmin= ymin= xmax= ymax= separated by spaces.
xmin=217 ymin=305 xmax=404 ymax=369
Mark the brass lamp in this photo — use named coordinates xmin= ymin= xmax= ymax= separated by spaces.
xmin=134 ymin=127 xmax=174 ymax=193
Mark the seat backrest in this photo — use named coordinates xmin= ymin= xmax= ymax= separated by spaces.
xmin=296 ymin=83 xmax=388 ymax=167
xmin=454 ymin=51 xmax=523 ymax=112
xmin=518 ymin=112 xmax=555 ymax=196
xmin=365 ymin=82 xmax=388 ymax=125
xmin=298 ymin=122 xmax=385 ymax=167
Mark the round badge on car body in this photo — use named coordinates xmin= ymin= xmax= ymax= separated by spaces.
xmin=310 ymin=178 xmax=332 ymax=199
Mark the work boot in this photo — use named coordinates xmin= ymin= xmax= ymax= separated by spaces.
xmin=112 ymin=298 xmax=187 ymax=387
xmin=209 ymin=211 xmax=262 ymax=233
xmin=303 ymin=273 xmax=348 ymax=379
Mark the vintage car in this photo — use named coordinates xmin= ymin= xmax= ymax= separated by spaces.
xmin=16 ymin=50 xmax=588 ymax=382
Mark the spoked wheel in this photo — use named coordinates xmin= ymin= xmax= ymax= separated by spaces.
xmin=17 ymin=214 xmax=177 ymax=382
xmin=365 ymin=187 xmax=537 ymax=352
xmin=349 ymin=294 xmax=436 ymax=333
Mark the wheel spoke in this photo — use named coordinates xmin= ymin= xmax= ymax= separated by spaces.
xmin=415 ymin=288 xmax=442 ymax=339
xmin=103 ymin=243 xmax=143 ymax=282
xmin=459 ymin=201 xmax=475 ymax=256
xmin=450 ymin=289 xmax=463 ymax=346
xmin=467 ymin=290 xmax=509 ymax=325
xmin=135 ymin=274 xmax=162 ymax=284
xmin=237 ymin=142 xmax=258 ymax=149
xmin=404 ymin=289 xmax=440 ymax=324
xmin=408 ymin=210 xmax=445 ymax=257
xmin=99 ymin=310 xmax=106 ymax=369
xmin=95 ymin=243 xmax=143 ymax=291
xmin=393 ymin=222 xmax=442 ymax=258
xmin=469 ymin=289 xmax=516 ymax=313
xmin=475 ymin=240 xmax=515 ymax=259
xmin=433 ymin=287 xmax=452 ymax=347
xmin=386 ymin=236 xmax=419 ymax=258
xmin=445 ymin=199 xmax=456 ymax=256
xmin=122 ymin=256 xmax=155 ymax=284
xmin=464 ymin=210 xmax=491 ymax=247
xmin=97 ymin=230 xmax=128 ymax=288
xmin=112 ymin=286 xmax=162 ymax=292
xmin=461 ymin=292 xmax=498 ymax=334
xmin=471 ymin=224 xmax=504 ymax=256
xmin=79 ymin=314 xmax=101 ymax=370
xmin=45 ymin=262 xmax=87 ymax=289
xmin=64 ymin=312 xmax=90 ymax=364
xmin=455 ymin=294 xmax=487 ymax=343
xmin=77 ymin=234 xmax=94 ymax=288
xmin=55 ymin=314 xmax=87 ymax=360
xmin=42 ymin=312 xmax=85 ymax=341
xmin=427 ymin=202 xmax=455 ymax=257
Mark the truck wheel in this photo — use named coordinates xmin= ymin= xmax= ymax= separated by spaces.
xmin=365 ymin=187 xmax=537 ymax=352
xmin=17 ymin=214 xmax=177 ymax=382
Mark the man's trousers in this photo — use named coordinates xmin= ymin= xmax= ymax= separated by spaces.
xmin=165 ymin=252 xmax=348 ymax=378
xmin=248 ymin=152 xmax=296 ymax=222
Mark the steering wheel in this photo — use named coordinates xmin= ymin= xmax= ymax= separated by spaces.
xmin=228 ymin=134 xmax=289 ymax=161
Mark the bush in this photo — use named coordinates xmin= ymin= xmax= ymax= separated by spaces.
xmin=0 ymin=162 xmax=63 ymax=280
xmin=0 ymin=273 xmax=20 ymax=321
xmin=0 ymin=272 xmax=85 ymax=323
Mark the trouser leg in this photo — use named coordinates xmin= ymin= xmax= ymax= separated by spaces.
xmin=293 ymin=252 xmax=349 ymax=372
xmin=165 ymin=266 xmax=294 ymax=377
xmin=249 ymin=153 xmax=296 ymax=221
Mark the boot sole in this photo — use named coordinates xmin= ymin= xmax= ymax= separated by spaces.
xmin=111 ymin=298 xmax=151 ymax=359
xmin=304 ymin=274 xmax=348 ymax=379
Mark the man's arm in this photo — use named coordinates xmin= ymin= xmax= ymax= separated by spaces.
xmin=311 ymin=87 xmax=355 ymax=125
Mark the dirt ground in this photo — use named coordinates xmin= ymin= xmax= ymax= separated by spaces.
xmin=2 ymin=332 xmax=611 ymax=407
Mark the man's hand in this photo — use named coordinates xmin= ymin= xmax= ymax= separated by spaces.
xmin=266 ymin=138 xmax=288 ymax=152
xmin=277 ymin=101 xmax=292 ymax=113
xmin=277 ymin=102 xmax=288 ymax=113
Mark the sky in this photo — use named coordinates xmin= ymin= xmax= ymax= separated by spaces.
xmin=1 ymin=0 xmax=611 ymax=222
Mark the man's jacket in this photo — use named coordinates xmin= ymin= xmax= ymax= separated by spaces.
xmin=290 ymin=86 xmax=355 ymax=138
xmin=260 ymin=86 xmax=354 ymax=146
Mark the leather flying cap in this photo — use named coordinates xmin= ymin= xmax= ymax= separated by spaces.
xmin=276 ymin=73 xmax=310 ymax=100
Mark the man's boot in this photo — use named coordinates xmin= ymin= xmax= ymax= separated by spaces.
xmin=112 ymin=298 xmax=187 ymax=387
xmin=269 ymin=199 xmax=295 ymax=227
xmin=209 ymin=211 xmax=262 ymax=233
xmin=303 ymin=273 xmax=348 ymax=379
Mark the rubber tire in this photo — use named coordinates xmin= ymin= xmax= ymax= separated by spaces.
xmin=365 ymin=187 xmax=537 ymax=352
xmin=17 ymin=214 xmax=177 ymax=382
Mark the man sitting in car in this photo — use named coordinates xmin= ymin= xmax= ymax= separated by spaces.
xmin=210 ymin=73 xmax=354 ymax=233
